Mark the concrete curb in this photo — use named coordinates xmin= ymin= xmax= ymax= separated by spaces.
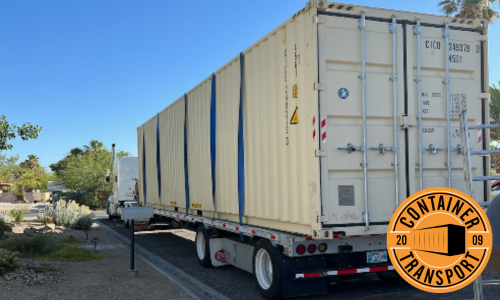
xmin=94 ymin=219 xmax=232 ymax=300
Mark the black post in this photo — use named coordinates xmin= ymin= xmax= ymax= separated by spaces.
xmin=130 ymin=219 xmax=135 ymax=276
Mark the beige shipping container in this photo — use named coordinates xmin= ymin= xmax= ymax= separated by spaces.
xmin=137 ymin=1 xmax=489 ymax=238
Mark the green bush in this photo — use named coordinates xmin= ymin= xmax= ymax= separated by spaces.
xmin=9 ymin=205 xmax=28 ymax=223
xmin=60 ymin=236 xmax=80 ymax=244
xmin=0 ymin=235 xmax=62 ymax=258
xmin=13 ymin=190 xmax=25 ymax=201
xmin=0 ymin=211 xmax=13 ymax=224
xmin=46 ymin=200 xmax=94 ymax=230
xmin=0 ymin=251 xmax=21 ymax=275
xmin=0 ymin=219 xmax=13 ymax=240
xmin=45 ymin=246 xmax=104 ymax=262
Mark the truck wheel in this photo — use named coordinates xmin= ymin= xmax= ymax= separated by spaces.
xmin=125 ymin=220 xmax=130 ymax=228
xmin=195 ymin=224 xmax=212 ymax=268
xmin=376 ymin=271 xmax=406 ymax=284
xmin=252 ymin=239 xmax=283 ymax=300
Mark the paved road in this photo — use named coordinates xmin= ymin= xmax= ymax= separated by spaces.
xmin=95 ymin=214 xmax=499 ymax=300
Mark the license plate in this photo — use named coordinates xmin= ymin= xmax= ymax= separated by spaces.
xmin=367 ymin=251 xmax=388 ymax=263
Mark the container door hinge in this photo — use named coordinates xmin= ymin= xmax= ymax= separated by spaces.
xmin=319 ymin=215 xmax=329 ymax=223
xmin=362 ymin=212 xmax=369 ymax=222
xmin=476 ymin=35 xmax=487 ymax=41
xmin=314 ymin=15 xmax=325 ymax=24
xmin=314 ymin=82 xmax=326 ymax=91
xmin=398 ymin=115 xmax=417 ymax=127
xmin=315 ymin=149 xmax=327 ymax=157
xmin=478 ymin=93 xmax=489 ymax=99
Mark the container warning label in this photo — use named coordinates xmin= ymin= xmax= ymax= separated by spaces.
xmin=293 ymin=85 xmax=298 ymax=98
xmin=387 ymin=187 xmax=492 ymax=293
xmin=290 ymin=107 xmax=299 ymax=124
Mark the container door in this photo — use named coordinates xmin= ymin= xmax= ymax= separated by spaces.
xmin=317 ymin=15 xmax=406 ymax=231
xmin=406 ymin=24 xmax=485 ymax=198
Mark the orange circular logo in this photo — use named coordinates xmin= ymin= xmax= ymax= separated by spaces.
xmin=387 ymin=187 xmax=492 ymax=293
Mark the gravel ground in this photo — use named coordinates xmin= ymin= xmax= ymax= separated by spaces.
xmin=98 ymin=217 xmax=500 ymax=300
xmin=1 ymin=219 xmax=192 ymax=300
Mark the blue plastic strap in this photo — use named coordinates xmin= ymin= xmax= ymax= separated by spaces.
xmin=184 ymin=94 xmax=190 ymax=215
xmin=142 ymin=131 xmax=147 ymax=205
xmin=156 ymin=114 xmax=162 ymax=204
xmin=210 ymin=73 xmax=217 ymax=213
xmin=237 ymin=53 xmax=245 ymax=241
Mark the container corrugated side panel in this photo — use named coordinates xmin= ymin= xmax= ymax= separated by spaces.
xmin=215 ymin=60 xmax=240 ymax=215
xmin=159 ymin=98 xmax=187 ymax=209
xmin=187 ymin=79 xmax=213 ymax=212
xmin=144 ymin=115 xmax=159 ymax=207
xmin=137 ymin=125 xmax=145 ymax=206
xmin=243 ymin=7 xmax=320 ymax=232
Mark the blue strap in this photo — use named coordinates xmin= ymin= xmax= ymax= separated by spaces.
xmin=184 ymin=94 xmax=190 ymax=215
xmin=210 ymin=74 xmax=217 ymax=214
xmin=156 ymin=114 xmax=162 ymax=204
xmin=142 ymin=132 xmax=147 ymax=206
xmin=237 ymin=53 xmax=245 ymax=241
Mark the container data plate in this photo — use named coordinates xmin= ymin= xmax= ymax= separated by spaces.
xmin=367 ymin=251 xmax=388 ymax=264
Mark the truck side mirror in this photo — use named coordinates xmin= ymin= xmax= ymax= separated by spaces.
xmin=106 ymin=174 xmax=110 ymax=184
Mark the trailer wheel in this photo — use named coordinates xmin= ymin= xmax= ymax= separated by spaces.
xmin=253 ymin=239 xmax=283 ymax=300
xmin=195 ymin=224 xmax=212 ymax=268
xmin=376 ymin=271 xmax=406 ymax=285
xmin=125 ymin=220 xmax=130 ymax=228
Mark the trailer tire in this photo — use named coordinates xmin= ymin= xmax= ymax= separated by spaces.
xmin=195 ymin=224 xmax=212 ymax=268
xmin=108 ymin=214 xmax=113 ymax=220
xmin=125 ymin=220 xmax=130 ymax=228
xmin=252 ymin=239 xmax=283 ymax=300
xmin=376 ymin=271 xmax=406 ymax=285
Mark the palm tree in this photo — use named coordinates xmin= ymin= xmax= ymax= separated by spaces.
xmin=69 ymin=147 xmax=84 ymax=157
xmin=438 ymin=0 xmax=499 ymax=22
xmin=83 ymin=140 xmax=105 ymax=153
xmin=490 ymin=81 xmax=500 ymax=139
xmin=20 ymin=154 xmax=40 ymax=169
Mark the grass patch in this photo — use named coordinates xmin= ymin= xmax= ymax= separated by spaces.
xmin=0 ymin=235 xmax=63 ymax=258
xmin=45 ymin=246 xmax=104 ymax=262
xmin=60 ymin=236 xmax=80 ymax=244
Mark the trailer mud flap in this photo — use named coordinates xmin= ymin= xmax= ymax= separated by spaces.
xmin=281 ymin=255 xmax=327 ymax=298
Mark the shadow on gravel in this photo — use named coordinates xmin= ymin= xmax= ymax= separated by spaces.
xmin=98 ymin=218 xmax=499 ymax=300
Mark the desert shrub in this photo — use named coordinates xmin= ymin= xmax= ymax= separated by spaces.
xmin=45 ymin=246 xmax=104 ymax=262
xmin=42 ymin=216 xmax=54 ymax=225
xmin=0 ymin=251 xmax=21 ymax=275
xmin=73 ymin=215 xmax=93 ymax=230
xmin=0 ymin=211 xmax=13 ymax=224
xmin=46 ymin=200 xmax=94 ymax=230
xmin=0 ymin=219 xmax=13 ymax=240
xmin=13 ymin=190 xmax=25 ymax=201
xmin=0 ymin=235 xmax=61 ymax=257
xmin=9 ymin=205 xmax=28 ymax=223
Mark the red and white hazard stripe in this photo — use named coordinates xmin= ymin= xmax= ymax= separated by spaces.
xmin=312 ymin=117 xmax=316 ymax=139
xmin=478 ymin=122 xmax=482 ymax=144
xmin=321 ymin=118 xmax=327 ymax=143
xmin=295 ymin=265 xmax=394 ymax=279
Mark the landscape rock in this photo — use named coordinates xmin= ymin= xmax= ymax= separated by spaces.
xmin=44 ymin=223 xmax=55 ymax=231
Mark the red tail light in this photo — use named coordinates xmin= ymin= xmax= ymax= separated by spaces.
xmin=307 ymin=244 xmax=317 ymax=253
xmin=296 ymin=244 xmax=306 ymax=255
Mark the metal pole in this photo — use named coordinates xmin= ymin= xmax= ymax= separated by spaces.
xmin=444 ymin=23 xmax=452 ymax=188
xmin=392 ymin=15 xmax=400 ymax=207
xmin=416 ymin=19 xmax=423 ymax=191
xmin=112 ymin=143 xmax=116 ymax=163
xmin=130 ymin=219 xmax=137 ymax=277
xmin=359 ymin=11 xmax=369 ymax=230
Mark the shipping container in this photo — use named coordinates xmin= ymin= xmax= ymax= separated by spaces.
xmin=137 ymin=1 xmax=489 ymax=298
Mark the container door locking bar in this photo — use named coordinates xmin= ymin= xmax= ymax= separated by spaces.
xmin=338 ymin=143 xmax=364 ymax=154
xmin=369 ymin=144 xmax=395 ymax=155
xmin=358 ymin=10 xmax=369 ymax=231
xmin=422 ymin=144 xmax=445 ymax=155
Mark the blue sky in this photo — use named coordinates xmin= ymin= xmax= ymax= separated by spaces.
xmin=1 ymin=0 xmax=498 ymax=168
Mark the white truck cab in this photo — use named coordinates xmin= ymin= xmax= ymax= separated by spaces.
xmin=107 ymin=156 xmax=139 ymax=220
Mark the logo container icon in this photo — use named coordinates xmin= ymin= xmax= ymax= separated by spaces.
xmin=387 ymin=187 xmax=492 ymax=293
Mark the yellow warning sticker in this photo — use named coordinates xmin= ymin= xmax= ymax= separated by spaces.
xmin=293 ymin=85 xmax=298 ymax=98
xmin=170 ymin=201 xmax=177 ymax=206
xmin=290 ymin=107 xmax=299 ymax=124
